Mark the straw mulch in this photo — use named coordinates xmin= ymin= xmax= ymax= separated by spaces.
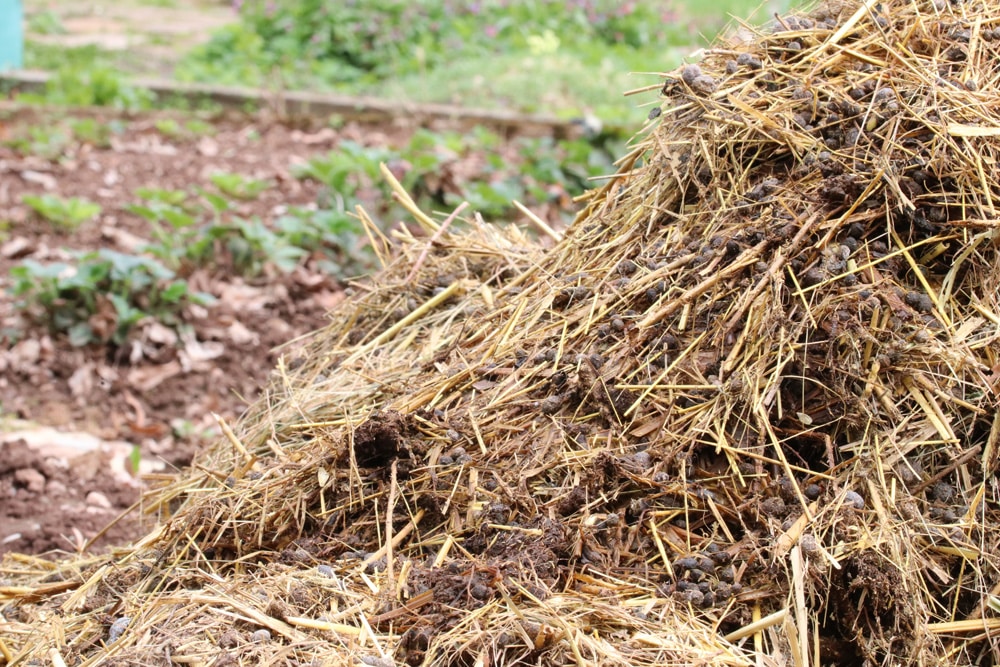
xmin=5 ymin=0 xmax=1000 ymax=664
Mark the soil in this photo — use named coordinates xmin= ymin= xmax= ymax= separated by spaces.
xmin=0 ymin=106 xmax=467 ymax=556
xmin=0 ymin=437 xmax=141 ymax=554
xmin=0 ymin=104 xmax=575 ymax=557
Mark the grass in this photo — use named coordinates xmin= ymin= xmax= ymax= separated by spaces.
xmin=364 ymin=48 xmax=679 ymax=121
xmin=18 ymin=0 xmax=805 ymax=120
xmin=172 ymin=0 xmax=802 ymax=119
xmin=349 ymin=0 xmax=799 ymax=119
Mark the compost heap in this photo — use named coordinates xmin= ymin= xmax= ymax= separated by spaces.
xmin=6 ymin=0 xmax=1000 ymax=664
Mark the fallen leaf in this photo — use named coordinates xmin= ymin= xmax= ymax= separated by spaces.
xmin=127 ymin=360 xmax=183 ymax=392
xmin=314 ymin=289 xmax=345 ymax=311
xmin=197 ymin=136 xmax=220 ymax=157
xmin=179 ymin=332 xmax=225 ymax=371
xmin=290 ymin=127 xmax=336 ymax=145
xmin=122 ymin=390 xmax=147 ymax=426
xmin=227 ymin=320 xmax=259 ymax=346
xmin=218 ymin=281 xmax=274 ymax=311
xmin=101 ymin=225 xmax=147 ymax=252
xmin=7 ymin=339 xmax=42 ymax=369
xmin=111 ymin=136 xmax=178 ymax=156
xmin=68 ymin=363 xmax=95 ymax=399
xmin=96 ymin=364 xmax=119 ymax=390
xmin=292 ymin=266 xmax=329 ymax=289
xmin=264 ymin=317 xmax=293 ymax=340
xmin=143 ymin=320 xmax=179 ymax=347
xmin=20 ymin=170 xmax=57 ymax=190
xmin=88 ymin=294 xmax=119 ymax=342
xmin=1 ymin=236 xmax=34 ymax=259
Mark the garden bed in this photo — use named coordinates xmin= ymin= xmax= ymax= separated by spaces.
xmin=0 ymin=104 xmax=600 ymax=555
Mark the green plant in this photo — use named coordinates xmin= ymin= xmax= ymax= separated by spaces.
xmin=230 ymin=218 xmax=307 ymax=274
xmin=4 ymin=116 xmax=127 ymax=157
xmin=27 ymin=10 xmax=66 ymax=35
xmin=293 ymin=140 xmax=389 ymax=194
xmin=129 ymin=183 xmax=322 ymax=277
xmin=22 ymin=62 xmax=153 ymax=110
xmin=126 ymin=189 xmax=201 ymax=270
xmin=134 ymin=187 xmax=190 ymax=208
xmin=5 ymin=125 xmax=72 ymax=160
xmin=184 ymin=119 xmax=215 ymax=136
xmin=126 ymin=444 xmax=143 ymax=477
xmin=276 ymin=207 xmax=372 ymax=278
xmin=8 ymin=249 xmax=213 ymax=346
xmin=178 ymin=1 xmax=745 ymax=115
xmin=24 ymin=43 xmax=118 ymax=73
xmin=69 ymin=117 xmax=124 ymax=147
xmin=209 ymin=172 xmax=272 ymax=200
xmin=170 ymin=417 xmax=217 ymax=441
xmin=22 ymin=194 xmax=101 ymax=230
xmin=155 ymin=118 xmax=216 ymax=139
xmin=154 ymin=118 xmax=183 ymax=138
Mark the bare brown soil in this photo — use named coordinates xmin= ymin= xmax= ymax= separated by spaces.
xmin=0 ymin=107 xmax=401 ymax=554
xmin=0 ymin=438 xmax=140 ymax=554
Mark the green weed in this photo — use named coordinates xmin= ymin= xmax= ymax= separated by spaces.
xmin=26 ymin=11 xmax=66 ymax=36
xmin=9 ymin=249 xmax=214 ymax=346
xmin=209 ymin=172 xmax=272 ymax=200
xmin=20 ymin=61 xmax=153 ymax=110
xmin=69 ymin=117 xmax=125 ymax=147
xmin=177 ymin=0 xmax=796 ymax=117
xmin=5 ymin=125 xmax=73 ymax=160
xmin=275 ymin=207 xmax=372 ymax=279
xmin=22 ymin=194 xmax=102 ymax=230
xmin=154 ymin=118 xmax=216 ymax=140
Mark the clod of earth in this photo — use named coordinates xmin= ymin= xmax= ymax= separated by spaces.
xmin=6 ymin=0 xmax=1000 ymax=665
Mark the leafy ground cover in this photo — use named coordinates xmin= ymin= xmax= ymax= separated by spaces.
xmin=179 ymin=0 xmax=796 ymax=118
xmin=21 ymin=0 xmax=797 ymax=120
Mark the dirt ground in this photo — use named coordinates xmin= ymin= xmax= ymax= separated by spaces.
xmin=0 ymin=102 xmax=578 ymax=557
xmin=0 ymin=106 xmax=420 ymax=555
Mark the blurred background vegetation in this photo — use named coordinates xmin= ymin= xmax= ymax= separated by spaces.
xmin=23 ymin=0 xmax=799 ymax=121
xmin=3 ymin=0 xmax=805 ymax=346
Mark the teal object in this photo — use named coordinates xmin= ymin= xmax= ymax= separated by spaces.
xmin=0 ymin=0 xmax=23 ymax=70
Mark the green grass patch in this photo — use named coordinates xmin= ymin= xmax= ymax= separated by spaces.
xmin=177 ymin=0 xmax=801 ymax=118
xmin=22 ymin=194 xmax=102 ymax=230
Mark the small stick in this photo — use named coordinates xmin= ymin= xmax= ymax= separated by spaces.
xmin=791 ymin=546 xmax=809 ymax=667
xmin=0 ymin=636 xmax=12 ymax=663
xmin=385 ymin=460 xmax=398 ymax=594
xmin=49 ymin=648 xmax=68 ymax=667
xmin=215 ymin=413 xmax=252 ymax=464
xmin=366 ymin=589 xmax=435 ymax=625
xmin=723 ymin=608 xmax=788 ymax=642
xmin=362 ymin=509 xmax=425 ymax=569
xmin=911 ymin=444 xmax=981 ymax=495
xmin=343 ymin=284 xmax=462 ymax=366
xmin=927 ymin=617 xmax=1000 ymax=634
xmin=380 ymin=162 xmax=439 ymax=233
xmin=405 ymin=201 xmax=468 ymax=283
xmin=513 ymin=200 xmax=562 ymax=242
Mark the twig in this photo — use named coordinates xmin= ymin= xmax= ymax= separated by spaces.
xmin=405 ymin=201 xmax=468 ymax=283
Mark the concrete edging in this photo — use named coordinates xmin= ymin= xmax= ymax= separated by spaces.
xmin=0 ymin=69 xmax=594 ymax=137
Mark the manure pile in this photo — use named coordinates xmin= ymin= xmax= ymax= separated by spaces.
xmin=6 ymin=0 xmax=1000 ymax=664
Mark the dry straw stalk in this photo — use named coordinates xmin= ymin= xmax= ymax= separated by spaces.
xmin=5 ymin=0 xmax=1000 ymax=664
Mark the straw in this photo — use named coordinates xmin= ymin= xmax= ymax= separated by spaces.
xmin=7 ymin=1 xmax=1000 ymax=664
